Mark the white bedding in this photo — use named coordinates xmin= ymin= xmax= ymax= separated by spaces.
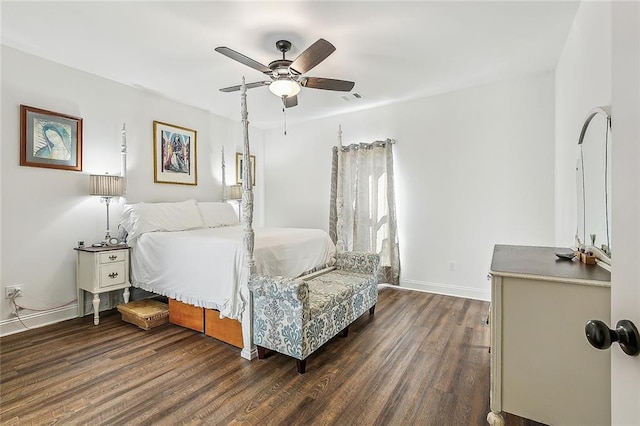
xmin=130 ymin=226 xmax=336 ymax=320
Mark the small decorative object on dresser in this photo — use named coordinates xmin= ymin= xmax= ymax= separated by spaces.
xmin=153 ymin=121 xmax=197 ymax=185
xmin=75 ymin=245 xmax=131 ymax=325
xmin=580 ymin=251 xmax=597 ymax=264
xmin=20 ymin=105 xmax=82 ymax=171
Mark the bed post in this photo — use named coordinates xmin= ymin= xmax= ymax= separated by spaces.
xmin=120 ymin=122 xmax=127 ymax=202
xmin=221 ymin=147 xmax=226 ymax=201
xmin=336 ymin=125 xmax=345 ymax=252
xmin=240 ymin=78 xmax=257 ymax=360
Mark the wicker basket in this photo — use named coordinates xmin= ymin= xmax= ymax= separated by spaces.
xmin=118 ymin=299 xmax=169 ymax=330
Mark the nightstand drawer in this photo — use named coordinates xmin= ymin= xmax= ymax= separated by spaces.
xmin=99 ymin=263 xmax=126 ymax=288
xmin=99 ymin=250 xmax=126 ymax=264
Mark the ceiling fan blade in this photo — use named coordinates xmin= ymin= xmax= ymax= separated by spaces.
xmin=301 ymin=77 xmax=355 ymax=92
xmin=283 ymin=95 xmax=298 ymax=108
xmin=215 ymin=47 xmax=272 ymax=74
xmin=220 ymin=81 xmax=271 ymax=92
xmin=290 ymin=39 xmax=336 ymax=75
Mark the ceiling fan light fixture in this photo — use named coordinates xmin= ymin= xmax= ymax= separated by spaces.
xmin=269 ymin=79 xmax=300 ymax=98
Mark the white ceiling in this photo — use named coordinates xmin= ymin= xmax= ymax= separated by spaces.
xmin=1 ymin=1 xmax=579 ymax=129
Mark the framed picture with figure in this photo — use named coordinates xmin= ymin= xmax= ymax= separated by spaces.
xmin=235 ymin=152 xmax=256 ymax=186
xmin=153 ymin=121 xmax=197 ymax=185
xmin=20 ymin=105 xmax=83 ymax=171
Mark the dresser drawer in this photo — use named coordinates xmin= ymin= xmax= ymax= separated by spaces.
xmin=99 ymin=250 xmax=126 ymax=264
xmin=99 ymin=262 xmax=126 ymax=288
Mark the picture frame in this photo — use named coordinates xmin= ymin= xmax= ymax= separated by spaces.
xmin=153 ymin=121 xmax=197 ymax=185
xmin=235 ymin=152 xmax=256 ymax=186
xmin=20 ymin=105 xmax=83 ymax=171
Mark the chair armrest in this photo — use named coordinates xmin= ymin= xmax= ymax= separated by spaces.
xmin=248 ymin=275 xmax=309 ymax=306
xmin=335 ymin=251 xmax=380 ymax=275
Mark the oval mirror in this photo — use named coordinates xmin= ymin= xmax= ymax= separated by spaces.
xmin=577 ymin=106 xmax=612 ymax=261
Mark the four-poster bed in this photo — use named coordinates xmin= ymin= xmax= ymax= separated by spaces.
xmin=118 ymin=79 xmax=337 ymax=359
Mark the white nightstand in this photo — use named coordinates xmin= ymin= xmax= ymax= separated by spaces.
xmin=75 ymin=245 xmax=131 ymax=325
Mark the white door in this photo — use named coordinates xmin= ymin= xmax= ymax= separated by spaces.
xmin=610 ymin=3 xmax=640 ymax=424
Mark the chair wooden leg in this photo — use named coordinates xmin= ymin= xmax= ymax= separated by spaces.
xmin=340 ymin=326 xmax=349 ymax=337
xmin=369 ymin=304 xmax=376 ymax=315
xmin=296 ymin=358 xmax=307 ymax=374
xmin=257 ymin=345 xmax=266 ymax=359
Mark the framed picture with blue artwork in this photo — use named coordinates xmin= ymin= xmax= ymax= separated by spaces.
xmin=20 ymin=105 xmax=83 ymax=171
xmin=153 ymin=120 xmax=197 ymax=185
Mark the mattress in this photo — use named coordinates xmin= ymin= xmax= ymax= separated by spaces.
xmin=130 ymin=226 xmax=335 ymax=320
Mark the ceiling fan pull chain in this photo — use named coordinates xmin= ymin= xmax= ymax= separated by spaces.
xmin=282 ymin=105 xmax=287 ymax=135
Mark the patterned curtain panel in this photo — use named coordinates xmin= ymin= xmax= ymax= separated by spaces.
xmin=329 ymin=140 xmax=400 ymax=285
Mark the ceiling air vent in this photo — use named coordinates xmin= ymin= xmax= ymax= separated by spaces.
xmin=341 ymin=92 xmax=363 ymax=102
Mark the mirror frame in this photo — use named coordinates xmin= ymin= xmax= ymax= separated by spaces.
xmin=577 ymin=105 xmax=612 ymax=266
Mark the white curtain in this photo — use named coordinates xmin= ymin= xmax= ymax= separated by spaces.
xmin=329 ymin=140 xmax=400 ymax=285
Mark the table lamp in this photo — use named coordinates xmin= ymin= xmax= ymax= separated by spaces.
xmin=226 ymin=184 xmax=242 ymax=221
xmin=90 ymin=174 xmax=124 ymax=243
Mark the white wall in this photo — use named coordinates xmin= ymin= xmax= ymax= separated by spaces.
xmin=264 ymin=72 xmax=556 ymax=300
xmin=0 ymin=46 xmax=559 ymax=331
xmin=0 ymin=46 xmax=264 ymax=333
xmin=554 ymin=1 xmax=611 ymax=247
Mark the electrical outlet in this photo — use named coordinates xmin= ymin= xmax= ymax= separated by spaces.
xmin=5 ymin=285 xmax=22 ymax=299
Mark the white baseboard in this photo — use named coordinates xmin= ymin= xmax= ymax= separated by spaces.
xmin=0 ymin=304 xmax=78 ymax=337
xmin=1 ymin=291 xmax=155 ymax=338
xmin=0 ymin=282 xmax=488 ymax=337
xmin=398 ymin=279 xmax=490 ymax=301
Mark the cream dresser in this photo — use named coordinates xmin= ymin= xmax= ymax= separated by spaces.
xmin=487 ymin=245 xmax=611 ymax=426
xmin=75 ymin=245 xmax=131 ymax=325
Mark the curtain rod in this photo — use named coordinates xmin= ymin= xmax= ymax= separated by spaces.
xmin=332 ymin=138 xmax=396 ymax=152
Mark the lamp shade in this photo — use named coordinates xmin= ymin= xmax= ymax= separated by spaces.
xmin=90 ymin=174 xmax=124 ymax=197
xmin=226 ymin=184 xmax=242 ymax=200
xmin=269 ymin=80 xmax=301 ymax=98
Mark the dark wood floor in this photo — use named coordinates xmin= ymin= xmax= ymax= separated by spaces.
xmin=1 ymin=287 xmax=505 ymax=425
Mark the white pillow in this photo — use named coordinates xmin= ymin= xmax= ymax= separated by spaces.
xmin=198 ymin=202 xmax=240 ymax=227
xmin=119 ymin=199 xmax=205 ymax=243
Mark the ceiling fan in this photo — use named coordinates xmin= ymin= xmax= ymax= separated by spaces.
xmin=215 ymin=39 xmax=355 ymax=108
